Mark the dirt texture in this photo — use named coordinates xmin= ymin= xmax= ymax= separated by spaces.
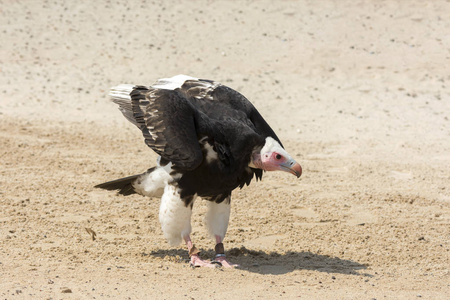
xmin=1 ymin=0 xmax=449 ymax=299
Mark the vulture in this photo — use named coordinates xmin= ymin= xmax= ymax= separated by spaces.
xmin=96 ymin=75 xmax=302 ymax=268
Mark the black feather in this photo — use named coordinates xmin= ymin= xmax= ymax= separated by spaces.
xmin=105 ymin=76 xmax=284 ymax=201
xmin=94 ymin=175 xmax=139 ymax=196
xmin=95 ymin=167 xmax=157 ymax=196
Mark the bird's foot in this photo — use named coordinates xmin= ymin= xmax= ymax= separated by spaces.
xmin=189 ymin=254 xmax=219 ymax=268
xmin=211 ymin=255 xmax=239 ymax=268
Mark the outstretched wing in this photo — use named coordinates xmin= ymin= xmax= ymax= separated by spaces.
xmin=109 ymin=75 xmax=282 ymax=170
xmin=111 ymin=83 xmax=203 ymax=171
xmin=179 ymin=78 xmax=284 ymax=148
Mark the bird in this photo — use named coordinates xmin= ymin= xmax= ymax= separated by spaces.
xmin=95 ymin=74 xmax=302 ymax=268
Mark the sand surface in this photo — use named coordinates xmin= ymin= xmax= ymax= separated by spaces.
xmin=1 ymin=0 xmax=449 ymax=299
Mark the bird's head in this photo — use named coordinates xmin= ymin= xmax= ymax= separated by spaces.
xmin=249 ymin=137 xmax=302 ymax=178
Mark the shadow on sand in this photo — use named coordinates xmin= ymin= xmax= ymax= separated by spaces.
xmin=149 ymin=246 xmax=371 ymax=276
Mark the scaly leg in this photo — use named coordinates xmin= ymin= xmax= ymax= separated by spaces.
xmin=211 ymin=235 xmax=239 ymax=268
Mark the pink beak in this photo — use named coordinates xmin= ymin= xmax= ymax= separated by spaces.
xmin=280 ymin=159 xmax=302 ymax=178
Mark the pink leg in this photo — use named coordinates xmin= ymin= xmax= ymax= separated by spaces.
xmin=212 ymin=235 xmax=239 ymax=268
xmin=184 ymin=235 xmax=217 ymax=268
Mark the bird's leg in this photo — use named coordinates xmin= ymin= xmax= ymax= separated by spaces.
xmin=211 ymin=235 xmax=239 ymax=268
xmin=183 ymin=235 xmax=217 ymax=268
xmin=204 ymin=196 xmax=238 ymax=268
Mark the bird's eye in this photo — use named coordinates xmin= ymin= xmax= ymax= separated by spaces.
xmin=275 ymin=154 xmax=282 ymax=160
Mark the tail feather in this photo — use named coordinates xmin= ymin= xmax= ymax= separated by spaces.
xmin=95 ymin=167 xmax=157 ymax=196
xmin=95 ymin=174 xmax=140 ymax=196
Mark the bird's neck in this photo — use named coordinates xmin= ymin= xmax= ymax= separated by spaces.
xmin=248 ymin=153 xmax=263 ymax=169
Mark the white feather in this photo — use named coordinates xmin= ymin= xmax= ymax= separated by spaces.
xmin=151 ymin=74 xmax=198 ymax=90
xmin=109 ymin=84 xmax=134 ymax=100
xmin=133 ymin=162 xmax=180 ymax=197
xmin=260 ymin=136 xmax=287 ymax=156
xmin=159 ymin=184 xmax=195 ymax=246
xmin=205 ymin=199 xmax=231 ymax=240
xmin=203 ymin=142 xmax=218 ymax=163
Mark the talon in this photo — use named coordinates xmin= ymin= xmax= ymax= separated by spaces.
xmin=213 ymin=256 xmax=239 ymax=268
xmin=189 ymin=254 xmax=218 ymax=268
xmin=211 ymin=260 xmax=223 ymax=267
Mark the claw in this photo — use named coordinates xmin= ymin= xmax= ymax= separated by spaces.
xmin=213 ymin=256 xmax=239 ymax=268
xmin=210 ymin=260 xmax=223 ymax=267
xmin=189 ymin=254 xmax=219 ymax=268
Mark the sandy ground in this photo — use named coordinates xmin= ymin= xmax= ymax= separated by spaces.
xmin=1 ymin=0 xmax=449 ymax=299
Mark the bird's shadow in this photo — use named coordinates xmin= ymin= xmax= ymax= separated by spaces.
xmin=148 ymin=246 xmax=371 ymax=276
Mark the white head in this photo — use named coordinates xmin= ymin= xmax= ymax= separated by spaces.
xmin=249 ymin=137 xmax=302 ymax=178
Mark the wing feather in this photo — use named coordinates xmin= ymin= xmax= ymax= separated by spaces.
xmin=179 ymin=79 xmax=284 ymax=148
xmin=129 ymin=87 xmax=203 ymax=171
xmin=109 ymin=75 xmax=282 ymax=172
